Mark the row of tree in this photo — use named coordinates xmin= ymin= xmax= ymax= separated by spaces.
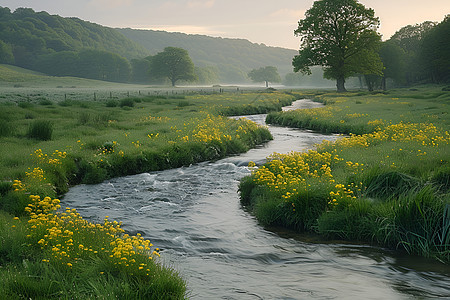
xmin=292 ymin=0 xmax=449 ymax=92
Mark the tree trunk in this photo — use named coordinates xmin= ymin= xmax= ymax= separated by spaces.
xmin=336 ymin=77 xmax=346 ymax=92
xmin=381 ymin=76 xmax=387 ymax=91
xmin=364 ymin=75 xmax=374 ymax=92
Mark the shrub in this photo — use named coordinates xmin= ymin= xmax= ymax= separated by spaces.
xmin=38 ymin=99 xmax=53 ymax=106
xmin=106 ymin=99 xmax=118 ymax=107
xmin=26 ymin=120 xmax=53 ymax=141
xmin=119 ymin=98 xmax=134 ymax=108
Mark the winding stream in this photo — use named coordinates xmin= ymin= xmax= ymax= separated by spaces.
xmin=63 ymin=100 xmax=450 ymax=299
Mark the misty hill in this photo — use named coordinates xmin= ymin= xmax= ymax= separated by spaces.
xmin=0 ymin=7 xmax=148 ymax=67
xmin=0 ymin=6 xmax=298 ymax=84
xmin=118 ymin=28 xmax=297 ymax=81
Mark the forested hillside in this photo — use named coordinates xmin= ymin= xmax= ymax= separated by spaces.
xmin=0 ymin=6 xmax=298 ymax=84
xmin=118 ymin=28 xmax=297 ymax=82
xmin=0 ymin=7 xmax=148 ymax=65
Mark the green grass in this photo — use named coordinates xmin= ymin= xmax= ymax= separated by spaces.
xmin=241 ymin=85 xmax=450 ymax=263
xmin=0 ymin=80 xmax=297 ymax=297
xmin=267 ymin=85 xmax=450 ymax=134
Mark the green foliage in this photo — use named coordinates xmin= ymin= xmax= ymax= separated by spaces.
xmin=35 ymin=49 xmax=131 ymax=82
xmin=119 ymin=28 xmax=296 ymax=83
xmin=150 ymin=47 xmax=197 ymax=86
xmin=0 ymin=6 xmax=148 ymax=72
xmin=26 ymin=120 xmax=53 ymax=141
xmin=119 ymin=98 xmax=135 ymax=108
xmin=387 ymin=20 xmax=441 ymax=85
xmin=248 ymin=66 xmax=281 ymax=86
xmin=293 ymin=0 xmax=382 ymax=92
xmin=420 ymin=16 xmax=450 ymax=83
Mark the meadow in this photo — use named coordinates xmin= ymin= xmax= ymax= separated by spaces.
xmin=0 ymin=71 xmax=297 ymax=298
xmin=240 ymin=85 xmax=450 ymax=263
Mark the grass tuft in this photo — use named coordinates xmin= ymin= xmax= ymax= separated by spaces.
xmin=26 ymin=120 xmax=53 ymax=141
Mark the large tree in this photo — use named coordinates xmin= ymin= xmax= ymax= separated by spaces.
xmin=149 ymin=47 xmax=197 ymax=86
xmin=293 ymin=0 xmax=382 ymax=92
xmin=248 ymin=66 xmax=281 ymax=87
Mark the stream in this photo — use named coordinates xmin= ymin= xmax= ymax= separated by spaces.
xmin=63 ymin=100 xmax=450 ymax=299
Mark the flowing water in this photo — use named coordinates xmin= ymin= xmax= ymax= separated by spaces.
xmin=63 ymin=100 xmax=450 ymax=299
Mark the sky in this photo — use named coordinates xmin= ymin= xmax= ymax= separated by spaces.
xmin=0 ymin=0 xmax=448 ymax=50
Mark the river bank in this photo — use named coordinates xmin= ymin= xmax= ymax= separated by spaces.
xmin=241 ymin=85 xmax=450 ymax=262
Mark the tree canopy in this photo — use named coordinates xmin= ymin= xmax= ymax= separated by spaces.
xmin=419 ymin=16 xmax=450 ymax=83
xmin=149 ymin=47 xmax=197 ymax=86
xmin=293 ymin=0 xmax=382 ymax=92
xmin=248 ymin=66 xmax=281 ymax=87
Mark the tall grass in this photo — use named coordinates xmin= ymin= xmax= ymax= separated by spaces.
xmin=26 ymin=120 xmax=53 ymax=141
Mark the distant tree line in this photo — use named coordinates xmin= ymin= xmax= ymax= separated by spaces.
xmin=379 ymin=16 xmax=450 ymax=88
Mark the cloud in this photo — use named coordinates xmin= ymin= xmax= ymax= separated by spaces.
xmin=187 ymin=0 xmax=215 ymax=9
xmin=141 ymin=24 xmax=224 ymax=36
xmin=270 ymin=8 xmax=305 ymax=20
xmin=88 ymin=0 xmax=134 ymax=9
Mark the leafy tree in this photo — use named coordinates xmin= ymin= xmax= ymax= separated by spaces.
xmin=77 ymin=49 xmax=130 ymax=82
xmin=293 ymin=0 xmax=382 ymax=92
xmin=149 ymin=47 xmax=197 ymax=86
xmin=195 ymin=65 xmax=219 ymax=84
xmin=420 ymin=16 xmax=450 ymax=83
xmin=131 ymin=57 xmax=151 ymax=83
xmin=248 ymin=66 xmax=281 ymax=87
xmin=389 ymin=21 xmax=436 ymax=84
xmin=379 ymin=41 xmax=406 ymax=89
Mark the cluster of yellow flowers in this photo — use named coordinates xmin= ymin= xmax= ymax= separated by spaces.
xmin=12 ymin=179 xmax=26 ymax=192
xmin=346 ymin=113 xmax=369 ymax=119
xmin=327 ymin=122 xmax=450 ymax=149
xmin=190 ymin=114 xmax=230 ymax=143
xmin=140 ymin=114 xmax=171 ymax=123
xmin=251 ymin=150 xmax=342 ymax=204
xmin=25 ymin=195 xmax=160 ymax=275
xmin=32 ymin=148 xmax=67 ymax=166
xmin=167 ymin=113 xmax=259 ymax=145
xmin=26 ymin=167 xmax=46 ymax=181
xmin=250 ymin=121 xmax=448 ymax=209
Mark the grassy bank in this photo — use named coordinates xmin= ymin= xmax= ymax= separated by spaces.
xmin=240 ymin=86 xmax=450 ymax=263
xmin=0 ymin=85 xmax=296 ymax=298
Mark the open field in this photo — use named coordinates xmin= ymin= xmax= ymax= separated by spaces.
xmin=241 ymin=85 xmax=450 ymax=262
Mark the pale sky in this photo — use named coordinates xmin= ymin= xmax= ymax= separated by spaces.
xmin=0 ymin=0 xmax=448 ymax=49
